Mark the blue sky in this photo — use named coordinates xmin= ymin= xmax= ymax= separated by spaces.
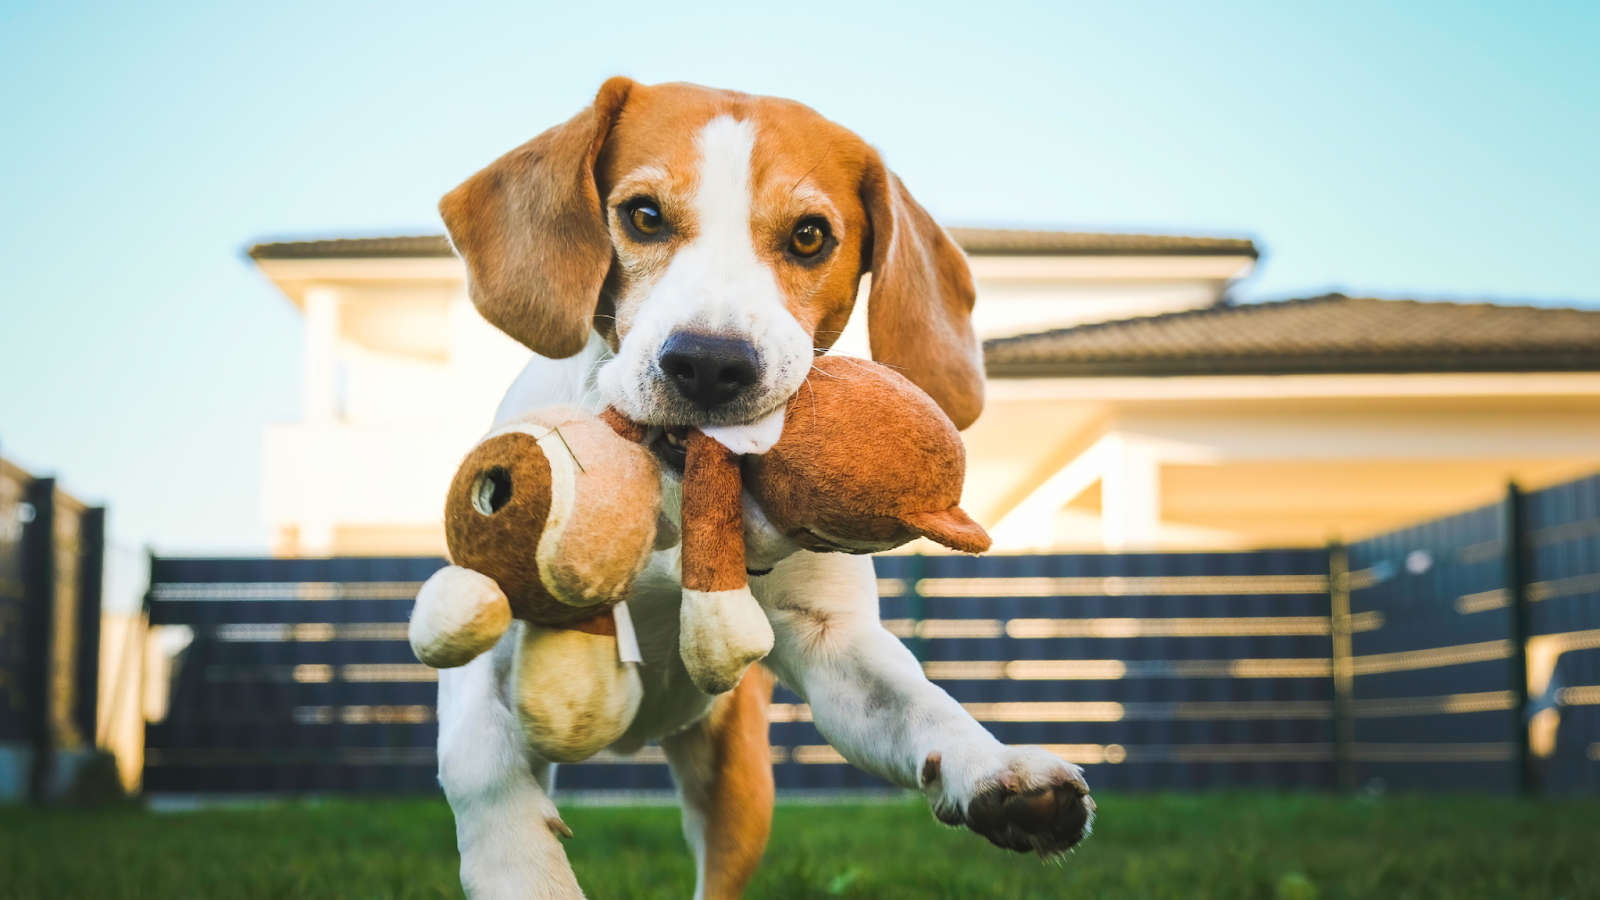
xmin=1 ymin=1 xmax=1596 ymax=586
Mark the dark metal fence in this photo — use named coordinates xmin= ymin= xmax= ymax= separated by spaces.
xmin=143 ymin=557 xmax=442 ymax=794
xmin=0 ymin=459 xmax=27 ymax=797
xmin=1342 ymin=473 xmax=1600 ymax=794
xmin=143 ymin=550 xmax=1335 ymax=795
xmin=1343 ymin=503 xmax=1521 ymax=792
xmin=0 ymin=457 xmax=105 ymax=802
xmin=141 ymin=471 xmax=1600 ymax=797
xmin=824 ymin=551 xmax=1335 ymax=794
xmin=1525 ymin=476 xmax=1600 ymax=793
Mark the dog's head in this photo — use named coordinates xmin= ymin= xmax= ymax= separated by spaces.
xmin=441 ymin=77 xmax=982 ymax=437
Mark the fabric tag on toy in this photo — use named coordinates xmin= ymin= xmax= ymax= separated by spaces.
xmin=613 ymin=601 xmax=643 ymax=664
xmin=701 ymin=404 xmax=786 ymax=455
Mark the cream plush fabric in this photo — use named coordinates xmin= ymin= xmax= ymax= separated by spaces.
xmin=678 ymin=587 xmax=775 ymax=696
xmin=513 ymin=623 xmax=643 ymax=763
xmin=409 ymin=566 xmax=513 ymax=668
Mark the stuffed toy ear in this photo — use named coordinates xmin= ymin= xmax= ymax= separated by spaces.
xmin=903 ymin=507 xmax=992 ymax=555
xmin=409 ymin=566 xmax=513 ymax=668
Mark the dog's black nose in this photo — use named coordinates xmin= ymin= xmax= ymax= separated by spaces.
xmin=659 ymin=334 xmax=760 ymax=411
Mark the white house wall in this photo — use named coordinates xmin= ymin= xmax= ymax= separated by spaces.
xmin=970 ymin=280 xmax=1225 ymax=338
xmin=265 ymin=279 xmax=530 ymax=555
xmin=976 ymin=380 xmax=1600 ymax=551
xmin=257 ymin=251 xmax=1600 ymax=557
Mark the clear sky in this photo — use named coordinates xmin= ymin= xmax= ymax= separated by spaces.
xmin=1 ymin=0 xmax=1596 ymax=596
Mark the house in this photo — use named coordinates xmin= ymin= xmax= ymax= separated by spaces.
xmin=249 ymin=230 xmax=1600 ymax=555
xmin=972 ymin=295 xmax=1600 ymax=550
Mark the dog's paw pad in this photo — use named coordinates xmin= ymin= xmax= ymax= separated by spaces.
xmin=968 ymin=779 xmax=1092 ymax=856
xmin=939 ymin=751 xmax=1094 ymax=857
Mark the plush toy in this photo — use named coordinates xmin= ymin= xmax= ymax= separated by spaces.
xmin=670 ymin=355 xmax=990 ymax=694
xmin=408 ymin=356 xmax=991 ymax=758
xmin=407 ymin=405 xmax=665 ymax=763
xmin=744 ymin=355 xmax=991 ymax=556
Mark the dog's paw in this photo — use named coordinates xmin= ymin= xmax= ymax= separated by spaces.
xmin=921 ymin=744 xmax=1094 ymax=857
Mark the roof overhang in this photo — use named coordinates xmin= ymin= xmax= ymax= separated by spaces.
xmin=253 ymin=257 xmax=466 ymax=307
xmin=968 ymin=254 xmax=1254 ymax=283
xmin=247 ymin=228 xmax=1261 ymax=305
xmin=985 ymin=353 xmax=1600 ymax=379
xmin=984 ymin=371 xmax=1600 ymax=402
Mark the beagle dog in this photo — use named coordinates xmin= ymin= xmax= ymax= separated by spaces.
xmin=435 ymin=78 xmax=1093 ymax=900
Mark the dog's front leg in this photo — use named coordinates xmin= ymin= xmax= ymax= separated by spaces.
xmin=757 ymin=552 xmax=1094 ymax=857
xmin=437 ymin=630 xmax=585 ymax=900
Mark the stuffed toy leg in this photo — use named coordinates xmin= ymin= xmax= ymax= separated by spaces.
xmin=678 ymin=430 xmax=774 ymax=695
xmin=513 ymin=607 xmax=644 ymax=763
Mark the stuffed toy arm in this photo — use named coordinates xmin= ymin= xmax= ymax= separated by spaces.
xmin=409 ymin=565 xmax=513 ymax=668
xmin=678 ymin=430 xmax=775 ymax=695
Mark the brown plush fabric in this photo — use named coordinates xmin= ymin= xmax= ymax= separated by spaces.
xmin=899 ymin=508 xmax=991 ymax=555
xmin=444 ymin=407 xmax=662 ymax=627
xmin=746 ymin=356 xmax=991 ymax=555
xmin=445 ymin=432 xmax=566 ymax=621
xmin=681 ymin=430 xmax=748 ymax=593
xmin=600 ymin=406 xmax=650 ymax=443
xmin=597 ymin=354 xmax=989 ymax=630
xmin=567 ymin=611 xmax=618 ymax=637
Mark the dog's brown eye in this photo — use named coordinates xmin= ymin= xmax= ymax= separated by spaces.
xmin=789 ymin=219 xmax=829 ymax=258
xmin=628 ymin=200 xmax=664 ymax=238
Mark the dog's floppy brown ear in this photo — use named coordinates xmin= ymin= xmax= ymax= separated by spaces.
xmin=440 ymin=77 xmax=634 ymax=359
xmin=861 ymin=152 xmax=984 ymax=430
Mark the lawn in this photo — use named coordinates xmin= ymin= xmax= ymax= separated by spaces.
xmin=2 ymin=792 xmax=1598 ymax=899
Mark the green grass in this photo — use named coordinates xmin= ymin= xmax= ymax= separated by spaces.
xmin=2 ymin=793 xmax=1598 ymax=899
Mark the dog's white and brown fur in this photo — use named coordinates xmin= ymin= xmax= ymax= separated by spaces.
xmin=436 ymin=78 xmax=1093 ymax=900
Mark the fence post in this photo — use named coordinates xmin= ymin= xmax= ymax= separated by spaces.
xmin=1503 ymin=482 xmax=1535 ymax=795
xmin=75 ymin=507 xmax=105 ymax=750
xmin=20 ymin=478 xmax=56 ymax=803
xmin=1327 ymin=541 xmax=1355 ymax=792
xmin=904 ymin=554 xmax=926 ymax=663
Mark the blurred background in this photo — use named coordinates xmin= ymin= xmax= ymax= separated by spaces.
xmin=5 ymin=0 xmax=1597 ymax=568
xmin=2 ymin=2 xmax=1598 ymax=894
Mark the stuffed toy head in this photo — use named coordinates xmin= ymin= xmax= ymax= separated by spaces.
xmin=444 ymin=405 xmax=663 ymax=626
xmin=408 ymin=405 xmax=663 ymax=763
xmin=747 ymin=355 xmax=990 ymax=555
xmin=672 ymin=355 xmax=990 ymax=695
